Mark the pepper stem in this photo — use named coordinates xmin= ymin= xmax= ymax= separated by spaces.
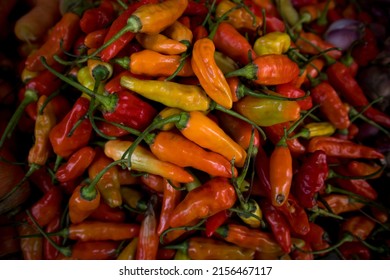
xmin=294 ymin=233 xmax=354 ymax=255
xmin=224 ymin=63 xmax=258 ymax=80
xmin=0 ymin=89 xmax=38 ymax=149
xmin=160 ymin=219 xmax=206 ymax=245
xmin=327 ymin=165 xmax=386 ymax=181
xmin=25 ymin=209 xmax=72 ymax=257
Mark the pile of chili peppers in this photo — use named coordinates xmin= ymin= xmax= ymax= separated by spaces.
xmin=1 ymin=0 xmax=390 ymax=260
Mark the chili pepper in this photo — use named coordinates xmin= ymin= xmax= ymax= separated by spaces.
xmin=157 ymin=180 xmax=181 ymax=235
xmin=326 ymin=61 xmax=390 ymax=129
xmin=275 ymin=83 xmax=312 ymax=111
xmin=167 ymin=237 xmax=255 ymax=260
xmin=215 ymin=0 xmax=262 ymax=32
xmin=68 ymin=182 xmax=101 ymax=225
xmin=204 ymin=210 xmax=230 ymax=238
xmin=290 ymin=243 xmax=314 ymax=260
xmin=98 ymin=0 xmax=157 ymax=62
xmin=89 ymin=201 xmax=126 ymax=223
xmin=120 ymin=75 xmax=210 ymax=112
xmin=55 ymin=146 xmax=96 ymax=183
xmin=298 ymin=0 xmax=336 ymax=24
xmin=135 ymin=33 xmax=188 ymax=55
xmin=49 ymin=96 xmax=93 ymax=159
xmin=121 ymin=186 xmax=148 ymax=213
xmin=104 ymin=139 xmax=194 ymax=183
xmin=192 ymin=25 xmax=209 ymax=41
xmin=295 ymin=31 xmax=342 ymax=60
xmin=254 ymin=145 xmax=272 ymax=199
xmin=303 ymin=58 xmax=325 ymax=84
xmin=191 ymin=37 xmax=233 ymax=109
xmin=341 ymin=215 xmax=376 ymax=241
xmin=169 ymin=177 xmax=236 ymax=227
xmin=294 ymin=122 xmax=336 ymax=139
xmin=310 ymin=81 xmax=350 ymax=130
xmin=147 ymin=130 xmax=237 ymax=178
xmin=269 ymin=137 xmax=293 ymax=207
xmin=50 ymin=221 xmax=140 ymax=242
xmin=292 ymin=150 xmax=329 ymax=209
xmin=279 ymin=194 xmax=311 ymax=236
xmin=216 ymin=111 xmax=261 ymax=153
xmin=162 ymin=20 xmax=193 ymax=44
xmin=136 ymin=197 xmax=159 ymax=260
xmin=87 ymin=148 xmax=122 ymax=208
xmin=234 ymin=96 xmax=301 ymax=127
xmin=254 ymin=32 xmax=291 ymax=56
xmin=183 ymin=0 xmax=208 ymax=16
xmin=264 ymin=122 xmax=306 ymax=156
xmin=226 ymin=54 xmax=300 ymax=86
xmin=43 ymin=214 xmax=62 ymax=260
xmin=215 ymin=223 xmax=288 ymax=254
xmin=307 ymin=136 xmax=384 ymax=159
xmin=370 ymin=207 xmax=388 ymax=224
xmin=79 ymin=0 xmax=115 ymax=34
xmin=339 ymin=241 xmax=371 ymax=260
xmin=29 ymin=166 xmax=55 ymax=194
xmin=351 ymin=26 xmax=379 ymax=67
xmin=117 ymin=238 xmax=138 ymax=260
xmin=17 ymin=219 xmax=43 ymax=260
xmin=25 ymin=12 xmax=80 ymax=71
xmin=275 ymin=0 xmax=301 ymax=29
xmin=301 ymin=222 xmax=330 ymax=253
xmin=260 ymin=200 xmax=292 ymax=253
xmin=212 ymin=22 xmax=257 ymax=66
xmin=69 ymin=240 xmax=119 ymax=260
xmin=347 ymin=161 xmax=383 ymax=179
xmin=318 ymin=194 xmax=365 ymax=215
xmin=84 ymin=28 xmax=109 ymax=49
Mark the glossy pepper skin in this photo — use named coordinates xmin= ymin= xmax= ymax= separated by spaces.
xmin=79 ymin=0 xmax=115 ymax=34
xmin=55 ymin=146 xmax=96 ymax=183
xmin=49 ymin=97 xmax=93 ymax=159
xmin=191 ymin=37 xmax=233 ymax=109
xmin=136 ymin=200 xmax=159 ymax=260
xmin=168 ymin=177 xmax=237 ymax=228
xmin=253 ymin=32 xmax=291 ymax=56
xmin=68 ymin=183 xmax=101 ymax=224
xmin=157 ymin=180 xmax=182 ymax=235
xmin=25 ymin=12 xmax=80 ymax=71
xmin=292 ymin=150 xmax=329 ymax=209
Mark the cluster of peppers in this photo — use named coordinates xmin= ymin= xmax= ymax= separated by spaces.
xmin=1 ymin=0 xmax=390 ymax=260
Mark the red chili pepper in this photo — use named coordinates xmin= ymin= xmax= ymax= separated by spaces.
xmin=259 ymin=200 xmax=292 ymax=253
xmin=99 ymin=0 xmax=159 ymax=62
xmin=204 ymin=210 xmax=230 ymax=238
xmin=339 ymin=241 xmax=371 ymax=260
xmin=157 ymin=180 xmax=182 ymax=235
xmin=278 ymin=194 xmax=310 ymax=236
xmin=300 ymin=222 xmax=329 ymax=253
xmin=68 ymin=240 xmax=119 ymax=260
xmin=351 ymin=26 xmax=379 ymax=67
xmin=307 ymin=136 xmax=384 ymax=159
xmin=275 ymin=83 xmax=312 ymax=111
xmin=184 ymin=0 xmax=208 ymax=16
xmin=55 ymin=146 xmax=96 ymax=183
xmin=25 ymin=12 xmax=81 ymax=72
xmin=212 ymin=22 xmax=257 ymax=66
xmin=89 ymin=201 xmax=126 ymax=223
xmin=292 ymin=150 xmax=329 ymax=208
xmin=79 ymin=0 xmax=115 ymax=34
xmin=28 ymin=187 xmax=63 ymax=228
xmin=49 ymin=97 xmax=93 ymax=159
xmin=226 ymin=54 xmax=300 ymax=86
xmin=326 ymin=61 xmax=390 ymax=129
xmin=17 ymin=219 xmax=43 ymax=260
xmin=254 ymin=145 xmax=272 ymax=199
xmin=29 ymin=167 xmax=55 ymax=193
xmin=169 ymin=177 xmax=237 ymax=228
xmin=43 ymin=214 xmax=62 ymax=260
xmin=318 ymin=194 xmax=364 ymax=215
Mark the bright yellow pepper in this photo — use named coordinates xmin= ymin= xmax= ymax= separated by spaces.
xmin=253 ymin=31 xmax=291 ymax=56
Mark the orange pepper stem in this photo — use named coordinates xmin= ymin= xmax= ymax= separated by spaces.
xmin=0 ymin=89 xmax=38 ymax=149
xmin=294 ymin=233 xmax=354 ymax=255
xmin=25 ymin=209 xmax=72 ymax=257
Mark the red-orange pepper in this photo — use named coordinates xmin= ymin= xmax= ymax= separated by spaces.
xmin=157 ymin=180 xmax=182 ymax=235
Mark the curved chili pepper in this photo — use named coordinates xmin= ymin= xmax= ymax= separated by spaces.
xmin=135 ymin=33 xmax=188 ymax=55
xmin=28 ymin=186 xmax=63 ymax=228
xmin=326 ymin=61 xmax=390 ymax=129
xmin=292 ymin=150 xmax=329 ymax=209
xmin=347 ymin=161 xmax=383 ymax=179
xmin=49 ymin=96 xmax=93 ymax=159
xmin=260 ymin=200 xmax=292 ymax=253
xmin=167 ymin=237 xmax=255 ymax=260
xmin=169 ymin=177 xmax=237 ymax=227
xmin=68 ymin=182 xmax=101 ymax=224
xmin=318 ymin=194 xmax=365 ymax=215
xmin=307 ymin=136 xmax=384 ymax=159
xmin=104 ymin=139 xmax=194 ymax=183
xmin=157 ymin=180 xmax=182 ymax=235
xmin=226 ymin=54 xmax=300 ymax=85
xmin=79 ymin=0 xmax=115 ymax=34
xmin=205 ymin=210 xmax=230 ymax=238
xmin=55 ymin=146 xmax=96 ymax=183
xmin=43 ymin=214 xmax=62 ymax=260
xmin=52 ymin=221 xmax=140 ymax=242
xmin=191 ymin=37 xmax=233 ymax=109
xmin=25 ymin=12 xmax=80 ymax=71
xmin=136 ymin=198 xmax=159 ymax=260
xmin=146 ymin=130 xmax=237 ymax=178
xmin=310 ymin=81 xmax=350 ymax=130
xmin=212 ymin=22 xmax=257 ymax=66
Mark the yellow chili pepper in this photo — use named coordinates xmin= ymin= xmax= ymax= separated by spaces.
xmin=295 ymin=122 xmax=336 ymax=139
xmin=253 ymin=32 xmax=291 ymax=56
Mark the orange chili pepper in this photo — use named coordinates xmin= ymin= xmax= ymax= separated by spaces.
xmin=162 ymin=20 xmax=193 ymax=44
xmin=68 ymin=182 xmax=101 ymax=224
xmin=135 ymin=33 xmax=188 ymax=55
xmin=295 ymin=31 xmax=342 ymax=60
xmin=341 ymin=215 xmax=376 ymax=241
xmin=169 ymin=177 xmax=237 ymax=228
xmin=157 ymin=180 xmax=182 ymax=235
xmin=318 ymin=194 xmax=365 ymax=215
xmin=191 ymin=37 xmax=233 ymax=109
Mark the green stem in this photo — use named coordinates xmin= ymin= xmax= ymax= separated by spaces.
xmin=0 ymin=89 xmax=38 ymax=149
xmin=93 ymin=116 xmax=141 ymax=136
xmin=160 ymin=219 xmax=206 ymax=245
xmin=208 ymin=3 xmax=244 ymax=40
xmin=316 ymin=0 xmax=332 ymax=26
xmin=349 ymin=103 xmax=390 ymax=136
xmin=295 ymin=233 xmax=354 ymax=255
xmin=327 ymin=165 xmax=386 ymax=180
xmin=236 ymin=83 xmax=311 ymax=101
